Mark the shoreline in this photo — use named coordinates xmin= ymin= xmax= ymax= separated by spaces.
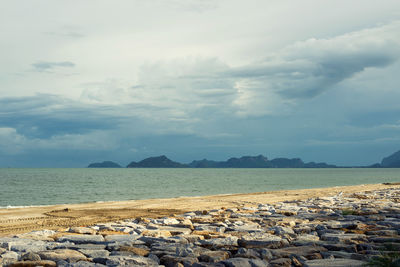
xmin=2 ymin=181 xmax=400 ymax=210
xmin=1 ymin=183 xmax=399 ymax=237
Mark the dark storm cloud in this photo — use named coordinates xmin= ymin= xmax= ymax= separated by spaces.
xmin=0 ymin=95 xmax=119 ymax=138
xmin=32 ymin=61 xmax=75 ymax=72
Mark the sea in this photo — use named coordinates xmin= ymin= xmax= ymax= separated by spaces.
xmin=0 ymin=168 xmax=399 ymax=208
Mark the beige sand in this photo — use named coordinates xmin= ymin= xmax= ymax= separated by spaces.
xmin=1 ymin=183 xmax=399 ymax=237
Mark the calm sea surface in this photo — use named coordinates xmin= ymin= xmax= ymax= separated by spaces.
xmin=0 ymin=168 xmax=399 ymax=207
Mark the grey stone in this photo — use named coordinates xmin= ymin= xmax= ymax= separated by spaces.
xmin=321 ymin=243 xmax=357 ymax=252
xmin=57 ymin=234 xmax=105 ymax=244
xmin=1 ymin=250 xmax=19 ymax=260
xmin=235 ymin=247 xmax=260 ymax=259
xmin=320 ymin=233 xmax=366 ymax=242
xmin=69 ymin=227 xmax=97 ymax=235
xmin=16 ymin=230 xmax=57 ymax=241
xmin=269 ymin=257 xmax=292 ymax=267
xmin=268 ymin=226 xmax=295 ymax=235
xmin=59 ymin=262 xmax=106 ymax=267
xmin=320 ymin=251 xmax=367 ymax=260
xmin=1 ymin=258 xmax=17 ymax=266
xmin=221 ymin=258 xmax=269 ymax=267
xmin=21 ymin=251 xmax=41 ymax=261
xmin=303 ymin=258 xmax=365 ymax=267
xmin=103 ymin=234 xmax=139 ymax=243
xmin=199 ymin=236 xmax=239 ymax=248
xmin=296 ymin=234 xmax=320 ymax=242
xmin=271 ymin=245 xmax=327 ymax=258
xmin=10 ymin=240 xmax=48 ymax=253
xmin=148 ymin=253 xmax=160 ymax=264
xmin=193 ymin=262 xmax=225 ymax=267
xmin=365 ymin=229 xmax=398 ymax=236
xmin=369 ymin=236 xmax=400 ymax=243
xmin=160 ymin=254 xmax=199 ymax=267
xmin=105 ymin=255 xmax=158 ymax=266
xmin=159 ymin=226 xmax=192 ymax=235
xmin=58 ymin=244 xmax=107 ymax=250
xmin=78 ymin=249 xmax=110 ymax=258
xmin=106 ymin=239 xmax=146 ymax=250
xmin=0 ymin=238 xmax=47 ymax=253
xmin=257 ymin=248 xmax=273 ymax=260
xmin=38 ymin=249 xmax=87 ymax=262
xmin=199 ymin=250 xmax=230 ymax=262
xmin=8 ymin=260 xmax=57 ymax=266
xmin=239 ymin=234 xmax=284 ymax=249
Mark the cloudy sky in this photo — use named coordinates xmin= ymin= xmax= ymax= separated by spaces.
xmin=1 ymin=0 xmax=400 ymax=167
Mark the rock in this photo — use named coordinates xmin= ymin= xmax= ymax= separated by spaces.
xmin=268 ymin=226 xmax=295 ymax=236
xmin=235 ymin=247 xmax=260 ymax=259
xmin=239 ymin=233 xmax=284 ymax=249
xmin=59 ymin=244 xmax=107 ymax=250
xmin=9 ymin=260 xmax=57 ymax=267
xmin=78 ymin=249 xmax=110 ymax=258
xmin=193 ymin=262 xmax=225 ymax=267
xmin=199 ymin=250 xmax=230 ymax=262
xmin=0 ymin=238 xmax=47 ymax=252
xmin=321 ymin=243 xmax=357 ymax=253
xmin=38 ymin=249 xmax=87 ymax=262
xmin=58 ymin=261 xmax=107 ymax=266
xmin=159 ymin=226 xmax=192 ymax=236
xmin=69 ymin=227 xmax=97 ymax=235
xmin=295 ymin=234 xmax=320 ymax=242
xmin=269 ymin=258 xmax=292 ymax=267
xmin=1 ymin=250 xmax=19 ymax=260
xmin=184 ymin=234 xmax=204 ymax=242
xmin=258 ymin=248 xmax=273 ymax=260
xmin=178 ymin=219 xmax=194 ymax=229
xmin=160 ymin=218 xmax=180 ymax=225
xmin=320 ymin=251 xmax=367 ymax=261
xmin=303 ymin=258 xmax=365 ymax=267
xmin=365 ymin=229 xmax=398 ymax=236
xmin=141 ymin=229 xmax=172 ymax=237
xmin=1 ymin=258 xmax=18 ymax=266
xmin=148 ymin=253 xmax=160 ymax=264
xmin=57 ymin=234 xmax=105 ymax=244
xmin=160 ymin=254 xmax=199 ymax=267
xmin=368 ymin=236 xmax=400 ymax=243
xmin=119 ymin=246 xmax=149 ymax=256
xmin=16 ymin=230 xmax=56 ymax=241
xmin=221 ymin=258 xmax=269 ymax=267
xmin=320 ymin=233 xmax=366 ymax=242
xmin=21 ymin=252 xmax=41 ymax=261
xmin=271 ymin=245 xmax=328 ymax=258
xmin=105 ymin=255 xmax=158 ymax=266
xmin=199 ymin=236 xmax=239 ymax=248
xmin=103 ymin=234 xmax=139 ymax=243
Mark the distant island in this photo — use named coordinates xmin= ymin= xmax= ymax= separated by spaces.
xmin=87 ymin=149 xmax=400 ymax=168
xmin=88 ymin=155 xmax=336 ymax=168
xmin=127 ymin=155 xmax=186 ymax=168
xmin=87 ymin=161 xmax=122 ymax=168
xmin=369 ymin=150 xmax=400 ymax=168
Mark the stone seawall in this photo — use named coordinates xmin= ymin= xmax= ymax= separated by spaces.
xmin=1 ymin=187 xmax=400 ymax=266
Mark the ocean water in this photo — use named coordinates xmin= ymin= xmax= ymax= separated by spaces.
xmin=0 ymin=168 xmax=399 ymax=208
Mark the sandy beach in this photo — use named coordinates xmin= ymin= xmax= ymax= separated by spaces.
xmin=1 ymin=183 xmax=398 ymax=237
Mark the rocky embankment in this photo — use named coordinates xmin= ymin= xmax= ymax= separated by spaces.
xmin=1 ymin=187 xmax=400 ymax=267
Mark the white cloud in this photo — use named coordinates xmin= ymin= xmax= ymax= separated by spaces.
xmin=78 ymin=21 xmax=400 ymax=118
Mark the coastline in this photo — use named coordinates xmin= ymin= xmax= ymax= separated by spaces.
xmin=1 ymin=183 xmax=398 ymax=237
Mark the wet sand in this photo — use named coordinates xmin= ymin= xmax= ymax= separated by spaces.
xmin=1 ymin=183 xmax=398 ymax=237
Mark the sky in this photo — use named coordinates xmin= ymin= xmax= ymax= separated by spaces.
xmin=1 ymin=0 xmax=400 ymax=167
